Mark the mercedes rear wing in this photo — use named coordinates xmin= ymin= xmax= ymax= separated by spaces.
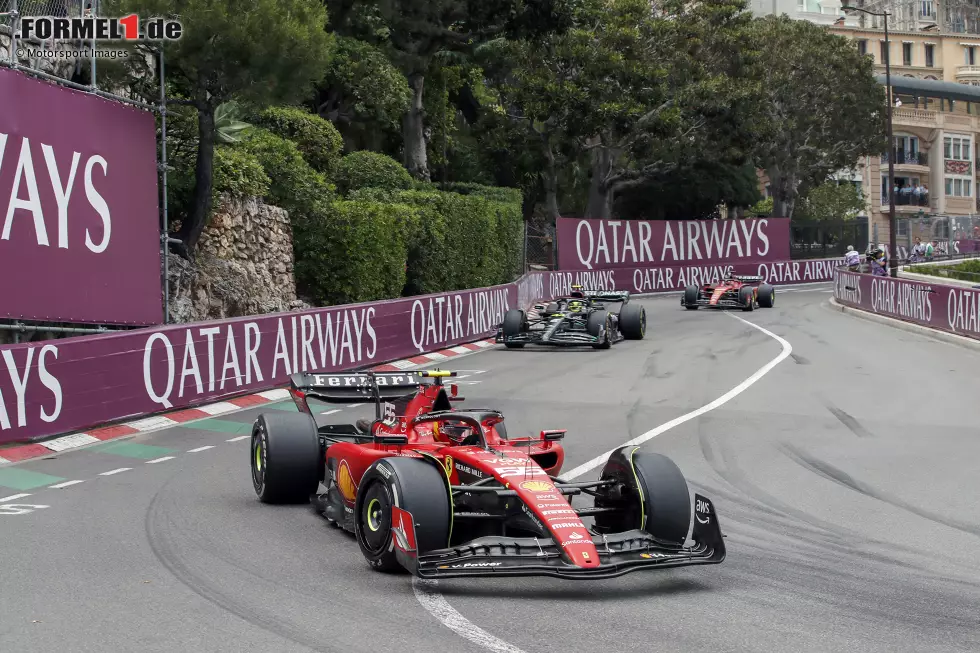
xmin=581 ymin=289 xmax=631 ymax=303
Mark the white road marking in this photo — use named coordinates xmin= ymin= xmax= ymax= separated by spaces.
xmin=99 ymin=468 xmax=131 ymax=476
xmin=450 ymin=346 xmax=473 ymax=354
xmin=412 ymin=579 xmax=530 ymax=653
xmin=226 ymin=436 xmax=250 ymax=442
xmin=321 ymin=409 xmax=342 ymax=416
xmin=49 ymin=480 xmax=84 ymax=489
xmin=127 ymin=415 xmax=178 ymax=431
xmin=146 ymin=456 xmax=175 ymax=464
xmin=427 ymin=352 xmax=449 ymax=360
xmin=389 ymin=359 xmax=418 ymax=369
xmin=0 ymin=456 xmax=9 ymax=465
xmin=256 ymin=388 xmax=290 ymax=401
xmin=41 ymin=433 xmax=100 ymax=452
xmin=197 ymin=402 xmax=239 ymax=416
xmin=562 ymin=313 xmax=791 ymax=480
xmin=187 ymin=446 xmax=214 ymax=453
xmin=348 ymin=404 xmax=363 ymax=408
xmin=415 ymin=313 xmax=792 ymax=652
xmin=0 ymin=493 xmax=31 ymax=502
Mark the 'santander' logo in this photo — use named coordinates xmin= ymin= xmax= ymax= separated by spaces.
xmin=19 ymin=15 xmax=182 ymax=41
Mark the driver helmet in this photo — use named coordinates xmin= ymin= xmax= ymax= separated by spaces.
xmin=433 ymin=420 xmax=473 ymax=445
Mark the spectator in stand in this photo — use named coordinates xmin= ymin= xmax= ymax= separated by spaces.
xmin=913 ymin=184 xmax=923 ymax=205
xmin=870 ymin=245 xmax=888 ymax=276
xmin=926 ymin=240 xmax=936 ymax=258
xmin=910 ymin=237 xmax=926 ymax=262
xmin=900 ymin=184 xmax=912 ymax=204
xmin=921 ymin=183 xmax=930 ymax=205
xmin=844 ymin=245 xmax=861 ymax=271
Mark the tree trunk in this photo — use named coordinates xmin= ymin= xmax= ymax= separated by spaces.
xmin=402 ymin=72 xmax=429 ymax=181
xmin=586 ymin=144 xmax=615 ymax=219
xmin=542 ymin=138 xmax=561 ymax=221
xmin=767 ymin=166 xmax=798 ymax=219
xmin=177 ymin=101 xmax=217 ymax=259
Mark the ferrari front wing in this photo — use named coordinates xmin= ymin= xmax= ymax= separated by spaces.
xmin=392 ymin=493 xmax=725 ymax=580
xmin=682 ymin=290 xmax=743 ymax=308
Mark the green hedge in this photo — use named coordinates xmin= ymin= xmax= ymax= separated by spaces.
xmin=252 ymin=107 xmax=344 ymax=178
xmin=394 ymin=190 xmax=522 ymax=295
xmin=336 ymin=151 xmax=414 ymax=195
xmin=293 ymin=200 xmax=417 ymax=305
xmin=434 ymin=182 xmax=523 ymax=206
xmin=211 ymin=146 xmax=270 ymax=201
xmin=238 ymin=126 xmax=333 ymax=217
xmin=909 ymin=259 xmax=980 ymax=282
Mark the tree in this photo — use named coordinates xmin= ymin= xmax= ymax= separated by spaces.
xmin=614 ymin=161 xmax=762 ymax=220
xmin=109 ymin=0 xmax=334 ymax=258
xmin=327 ymin=0 xmax=574 ymax=181
xmin=748 ymin=15 xmax=886 ymax=218
xmin=795 ymin=180 xmax=866 ymax=222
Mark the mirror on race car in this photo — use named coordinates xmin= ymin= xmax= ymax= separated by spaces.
xmin=540 ymin=429 xmax=566 ymax=441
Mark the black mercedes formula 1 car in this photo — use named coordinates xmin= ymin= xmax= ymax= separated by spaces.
xmin=496 ymin=285 xmax=646 ymax=349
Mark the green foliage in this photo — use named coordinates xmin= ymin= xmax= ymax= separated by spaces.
xmin=214 ymin=102 xmax=251 ymax=144
xmin=437 ymin=182 xmax=523 ymax=206
xmin=745 ymin=197 xmax=774 ymax=218
xmin=211 ymin=146 xmax=271 ymax=200
xmin=908 ymin=259 xmax=980 ymax=282
xmin=614 ymin=162 xmax=761 ymax=220
xmin=238 ymin=127 xmax=334 ymax=216
xmin=320 ymin=36 xmax=411 ymax=131
xmin=336 ymin=151 xmax=414 ymax=194
xmin=293 ymin=200 xmax=415 ymax=305
xmin=394 ymin=191 xmax=522 ymax=294
xmin=795 ymin=181 xmax=867 ymax=222
xmin=252 ymin=107 xmax=344 ymax=177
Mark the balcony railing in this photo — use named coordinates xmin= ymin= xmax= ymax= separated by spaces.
xmin=881 ymin=151 xmax=928 ymax=165
xmin=957 ymin=65 xmax=980 ymax=78
xmin=882 ymin=192 xmax=930 ymax=207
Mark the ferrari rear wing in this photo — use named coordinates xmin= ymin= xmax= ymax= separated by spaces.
xmin=290 ymin=371 xmax=425 ymax=403
xmin=730 ymin=274 xmax=763 ymax=283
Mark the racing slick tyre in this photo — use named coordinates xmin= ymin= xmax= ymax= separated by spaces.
xmin=251 ymin=412 xmax=321 ymax=504
xmin=502 ymin=309 xmax=527 ymax=349
xmin=587 ymin=310 xmax=613 ymax=349
xmin=738 ymin=286 xmax=755 ymax=312
xmin=618 ymin=303 xmax=646 ymax=340
xmin=683 ymin=284 xmax=700 ymax=309
xmin=354 ymin=457 xmax=451 ymax=573
xmin=757 ymin=283 xmax=775 ymax=308
xmin=592 ymin=447 xmax=692 ymax=547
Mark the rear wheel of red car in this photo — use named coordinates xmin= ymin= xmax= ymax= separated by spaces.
xmin=502 ymin=309 xmax=526 ymax=349
xmin=758 ymin=283 xmax=775 ymax=308
xmin=587 ymin=310 xmax=613 ymax=349
xmin=593 ymin=447 xmax=692 ymax=547
xmin=250 ymin=412 xmax=321 ymax=504
xmin=683 ymin=285 xmax=700 ymax=309
xmin=354 ymin=457 xmax=452 ymax=573
xmin=738 ymin=286 xmax=755 ymax=311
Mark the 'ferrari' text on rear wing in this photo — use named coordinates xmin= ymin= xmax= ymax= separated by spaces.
xmin=290 ymin=371 xmax=424 ymax=403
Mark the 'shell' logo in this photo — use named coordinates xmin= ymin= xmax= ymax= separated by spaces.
xmin=520 ymin=480 xmax=553 ymax=492
xmin=337 ymin=460 xmax=357 ymax=502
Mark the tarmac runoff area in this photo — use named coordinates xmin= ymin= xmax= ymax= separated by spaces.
xmin=2 ymin=282 xmax=980 ymax=653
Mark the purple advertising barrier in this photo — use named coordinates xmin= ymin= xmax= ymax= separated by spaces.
xmin=0 ymin=68 xmax=161 ymax=325
xmin=556 ymin=217 xmax=791 ymax=271
xmin=832 ymin=267 xmax=980 ymax=340
xmin=533 ymin=258 xmax=842 ymax=297
xmin=0 ymin=283 xmax=516 ymax=445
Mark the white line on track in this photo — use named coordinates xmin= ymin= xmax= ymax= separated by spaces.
xmin=49 ymin=480 xmax=84 ymax=489
xmin=0 ymin=493 xmax=31 ymax=502
xmin=413 ymin=312 xmax=793 ymax=653
xmin=226 ymin=436 xmax=250 ymax=442
xmin=321 ymin=409 xmax=342 ymax=416
xmin=146 ymin=456 xmax=176 ymax=464
xmin=99 ymin=468 xmax=131 ymax=476
xmin=187 ymin=446 xmax=214 ymax=453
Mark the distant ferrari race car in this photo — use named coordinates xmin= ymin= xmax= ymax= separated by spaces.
xmin=250 ymin=370 xmax=725 ymax=579
xmin=682 ymin=274 xmax=775 ymax=311
xmin=496 ymin=285 xmax=646 ymax=349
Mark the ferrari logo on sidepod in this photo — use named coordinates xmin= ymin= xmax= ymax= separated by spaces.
xmin=337 ymin=460 xmax=357 ymax=502
xmin=444 ymin=456 xmax=453 ymax=474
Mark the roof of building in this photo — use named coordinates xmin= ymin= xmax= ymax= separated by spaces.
xmin=877 ymin=74 xmax=980 ymax=102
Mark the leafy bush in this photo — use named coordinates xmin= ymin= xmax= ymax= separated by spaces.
xmin=253 ymin=106 xmax=344 ymax=177
xmin=211 ymin=146 xmax=270 ymax=200
xmin=909 ymin=259 xmax=980 ymax=283
xmin=436 ymin=182 xmax=523 ymax=206
xmin=336 ymin=151 xmax=414 ymax=195
xmin=394 ymin=190 xmax=522 ymax=294
xmin=238 ymin=126 xmax=334 ymax=216
xmin=293 ymin=200 xmax=417 ymax=305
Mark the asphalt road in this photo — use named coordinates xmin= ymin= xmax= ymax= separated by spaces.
xmin=3 ymin=283 xmax=980 ymax=653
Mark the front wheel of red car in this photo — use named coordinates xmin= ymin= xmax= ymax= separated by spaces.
xmin=757 ymin=283 xmax=775 ymax=308
xmin=683 ymin=285 xmax=700 ymax=309
xmin=738 ymin=286 xmax=755 ymax=311
xmin=354 ymin=457 xmax=451 ymax=573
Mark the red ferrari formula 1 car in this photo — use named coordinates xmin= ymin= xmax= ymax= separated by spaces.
xmin=249 ymin=369 xmax=726 ymax=579
xmin=682 ymin=274 xmax=775 ymax=311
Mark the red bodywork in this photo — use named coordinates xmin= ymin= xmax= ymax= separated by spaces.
xmin=704 ymin=277 xmax=756 ymax=305
xmin=299 ymin=381 xmax=605 ymax=570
